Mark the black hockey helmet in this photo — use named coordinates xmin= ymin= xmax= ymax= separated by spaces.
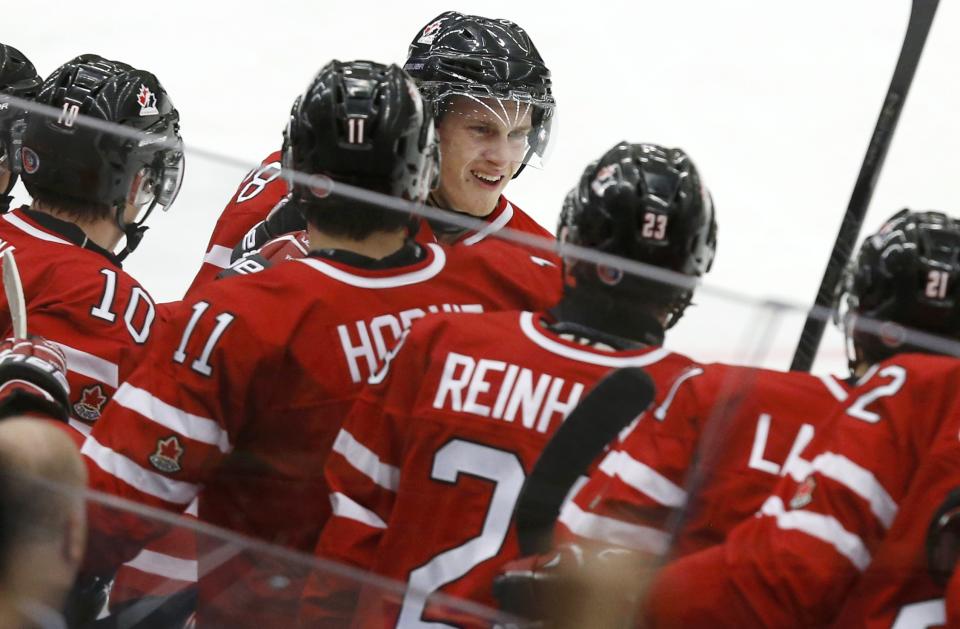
xmin=20 ymin=54 xmax=183 ymax=259
xmin=559 ymin=141 xmax=717 ymax=328
xmin=404 ymin=11 xmax=555 ymax=174
xmin=0 ymin=44 xmax=42 ymax=202
xmin=282 ymin=60 xmax=439 ymax=211
xmin=840 ymin=209 xmax=960 ymax=368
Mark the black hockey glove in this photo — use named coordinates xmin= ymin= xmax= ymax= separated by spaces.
xmin=0 ymin=336 xmax=70 ymax=422
xmin=230 ymin=196 xmax=306 ymax=263
xmin=927 ymin=487 xmax=960 ymax=586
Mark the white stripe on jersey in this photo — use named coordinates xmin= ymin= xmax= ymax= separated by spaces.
xmin=462 ymin=201 xmax=514 ymax=246
xmin=52 ymin=341 xmax=119 ymax=388
xmin=330 ymin=492 xmax=387 ymax=529
xmin=3 ymin=212 xmax=72 ymax=245
xmin=297 ymin=243 xmax=446 ymax=288
xmin=112 ymin=384 xmax=232 ymax=453
xmin=818 ymin=374 xmax=849 ymax=401
xmin=81 ymin=436 xmax=199 ymax=505
xmin=203 ymin=245 xmax=234 ymax=269
xmin=558 ymin=501 xmax=670 ymax=554
xmin=519 ymin=311 xmax=673 ymax=368
xmin=760 ymin=496 xmax=871 ymax=571
xmin=123 ymin=549 xmax=198 ymax=582
xmin=333 ymin=430 xmax=399 ymax=491
xmin=809 ymin=452 xmax=897 ymax=529
xmin=598 ymin=450 xmax=687 ymax=508
xmin=654 ymin=366 xmax=705 ymax=420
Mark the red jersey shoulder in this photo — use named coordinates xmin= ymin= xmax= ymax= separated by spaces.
xmin=226 ymin=150 xmax=286 ymax=210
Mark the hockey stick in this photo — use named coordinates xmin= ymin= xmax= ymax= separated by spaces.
xmin=790 ymin=0 xmax=939 ymax=372
xmin=2 ymin=250 xmax=26 ymax=339
xmin=514 ymin=367 xmax=656 ymax=556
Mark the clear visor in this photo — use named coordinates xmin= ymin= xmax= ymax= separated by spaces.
xmin=431 ymin=85 xmax=556 ymax=172
xmin=126 ymin=148 xmax=185 ymax=226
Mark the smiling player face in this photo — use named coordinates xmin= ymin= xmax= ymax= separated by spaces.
xmin=432 ymin=96 xmax=533 ymax=217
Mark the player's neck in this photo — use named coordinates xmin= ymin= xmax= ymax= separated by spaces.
xmin=306 ymin=224 xmax=407 ymax=260
xmin=30 ymin=202 xmax=123 ymax=251
xmin=552 ymin=291 xmax=667 ymax=348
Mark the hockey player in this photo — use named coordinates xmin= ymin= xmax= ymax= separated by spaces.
xmin=299 ymin=141 xmax=717 ymax=626
xmin=76 ymin=60 xmax=560 ymax=626
xmin=0 ymin=44 xmax=42 ymax=211
xmin=185 ymin=11 xmax=557 ymax=295
xmin=641 ymin=210 xmax=960 ymax=628
xmin=0 ymin=53 xmax=193 ymax=614
xmin=3 ymin=53 xmax=184 ymax=435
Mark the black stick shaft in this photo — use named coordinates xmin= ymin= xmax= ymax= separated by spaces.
xmin=791 ymin=0 xmax=939 ymax=372
xmin=514 ymin=367 xmax=655 ymax=556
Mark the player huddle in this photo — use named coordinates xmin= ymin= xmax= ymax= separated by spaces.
xmin=0 ymin=9 xmax=957 ymax=629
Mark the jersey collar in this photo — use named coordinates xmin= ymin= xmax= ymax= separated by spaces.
xmin=519 ymin=311 xmax=673 ymax=368
xmin=297 ymin=241 xmax=446 ymax=288
xmin=420 ymin=195 xmax=515 ymax=246
xmin=6 ymin=207 xmax=123 ymax=267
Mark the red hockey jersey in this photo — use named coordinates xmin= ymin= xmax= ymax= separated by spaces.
xmin=0 ymin=207 xmax=196 ymax=606
xmin=185 ymin=151 xmax=557 ymax=296
xmin=827 ymin=427 xmax=960 ymax=628
xmin=644 ymin=353 xmax=960 ymax=628
xmin=302 ymin=310 xmax=699 ymax=627
xmin=81 ymin=242 xmax=560 ymax=625
xmin=558 ymin=364 xmax=851 ymax=558
xmin=0 ymin=207 xmax=157 ymax=434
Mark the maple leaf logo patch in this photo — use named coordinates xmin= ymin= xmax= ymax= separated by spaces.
xmin=73 ymin=385 xmax=108 ymax=421
xmin=136 ymin=84 xmax=159 ymax=117
xmin=790 ymin=476 xmax=817 ymax=510
xmin=149 ymin=436 xmax=184 ymax=473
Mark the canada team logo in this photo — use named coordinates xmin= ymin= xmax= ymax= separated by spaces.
xmin=73 ymin=385 xmax=108 ymax=421
xmin=137 ymin=84 xmax=159 ymax=117
xmin=596 ymin=263 xmax=623 ymax=286
xmin=149 ymin=436 xmax=184 ymax=473
xmin=790 ymin=476 xmax=817 ymax=510
xmin=418 ymin=19 xmax=444 ymax=45
xmin=20 ymin=147 xmax=39 ymax=174
xmin=878 ymin=321 xmax=907 ymax=349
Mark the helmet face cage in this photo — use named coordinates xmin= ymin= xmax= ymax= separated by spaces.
xmin=282 ymin=60 xmax=439 ymax=209
xmin=840 ymin=209 xmax=960 ymax=369
xmin=559 ymin=142 xmax=717 ymax=327
xmin=404 ymin=11 xmax=556 ymax=172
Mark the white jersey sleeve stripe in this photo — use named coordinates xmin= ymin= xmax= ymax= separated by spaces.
xmin=52 ymin=341 xmax=119 ymax=388
xmin=112 ymin=384 xmax=232 ymax=453
xmin=599 ymin=450 xmax=687 ymax=508
xmin=558 ymin=501 xmax=670 ymax=554
xmin=203 ymin=245 xmax=234 ymax=270
xmin=81 ymin=436 xmax=199 ymax=505
xmin=329 ymin=492 xmax=387 ymax=529
xmin=332 ymin=430 xmax=399 ymax=491
xmin=810 ymin=452 xmax=898 ymax=529
xmin=123 ymin=549 xmax=198 ymax=582
xmin=760 ymin=496 xmax=871 ymax=571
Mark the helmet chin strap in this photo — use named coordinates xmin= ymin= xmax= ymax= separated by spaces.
xmin=113 ymin=206 xmax=148 ymax=262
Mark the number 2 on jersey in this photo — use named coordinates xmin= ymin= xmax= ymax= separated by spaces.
xmin=397 ymin=440 xmax=525 ymax=628
xmin=846 ymin=365 xmax=907 ymax=423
